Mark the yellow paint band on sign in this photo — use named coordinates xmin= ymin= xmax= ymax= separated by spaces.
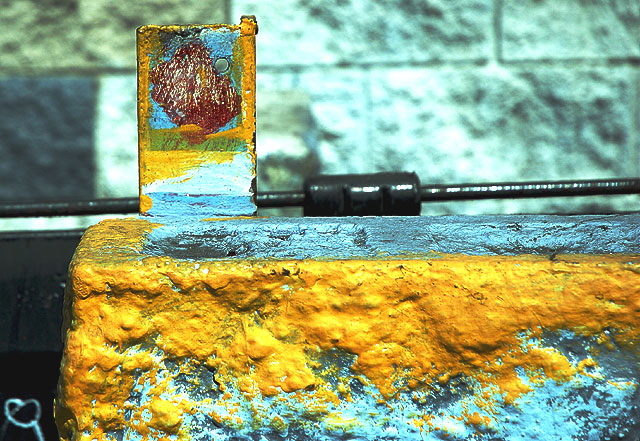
xmin=139 ymin=151 xmax=237 ymax=187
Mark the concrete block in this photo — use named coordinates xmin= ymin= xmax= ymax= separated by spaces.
xmin=56 ymin=215 xmax=640 ymax=440
xmin=367 ymin=65 xmax=638 ymax=214
xmin=233 ymin=0 xmax=493 ymax=66
xmin=503 ymin=0 xmax=640 ymax=60
xmin=0 ymin=0 xmax=226 ymax=70
xmin=0 ymin=77 xmax=96 ymax=201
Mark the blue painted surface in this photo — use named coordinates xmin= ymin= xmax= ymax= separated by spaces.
xmin=141 ymin=151 xmax=256 ymax=217
xmin=200 ymin=28 xmax=239 ymax=60
xmin=144 ymin=193 xmax=255 ymax=217
xmin=144 ymin=214 xmax=640 ymax=259
xmin=149 ymin=96 xmax=177 ymax=130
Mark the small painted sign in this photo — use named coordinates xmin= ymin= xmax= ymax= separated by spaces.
xmin=137 ymin=17 xmax=257 ymax=217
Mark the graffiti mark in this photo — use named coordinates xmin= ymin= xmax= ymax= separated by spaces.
xmin=150 ymin=40 xmax=241 ymax=137
xmin=1 ymin=398 xmax=45 ymax=441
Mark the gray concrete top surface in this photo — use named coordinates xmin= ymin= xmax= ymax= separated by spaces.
xmin=142 ymin=214 xmax=640 ymax=260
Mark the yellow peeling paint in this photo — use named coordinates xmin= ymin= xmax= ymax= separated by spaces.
xmin=139 ymin=194 xmax=153 ymax=214
xmin=149 ymin=398 xmax=182 ymax=432
xmin=139 ymin=150 xmax=237 ymax=186
xmin=56 ymin=220 xmax=640 ymax=440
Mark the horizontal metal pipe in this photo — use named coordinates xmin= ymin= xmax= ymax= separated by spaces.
xmin=419 ymin=178 xmax=640 ymax=202
xmin=0 ymin=228 xmax=86 ymax=240
xmin=0 ymin=198 xmax=140 ymax=218
xmin=0 ymin=178 xmax=638 ymax=218
xmin=0 ymin=193 xmax=308 ymax=218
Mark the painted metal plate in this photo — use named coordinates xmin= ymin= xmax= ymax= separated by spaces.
xmin=136 ymin=18 xmax=257 ymax=218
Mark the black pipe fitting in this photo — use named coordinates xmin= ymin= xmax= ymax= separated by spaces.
xmin=303 ymin=172 xmax=422 ymax=216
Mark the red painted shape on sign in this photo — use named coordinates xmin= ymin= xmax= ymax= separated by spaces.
xmin=150 ymin=41 xmax=241 ymax=136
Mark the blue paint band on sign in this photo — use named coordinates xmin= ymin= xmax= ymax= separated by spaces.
xmin=143 ymin=192 xmax=255 ymax=218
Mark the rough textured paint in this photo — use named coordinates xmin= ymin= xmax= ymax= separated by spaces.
xmin=137 ymin=18 xmax=257 ymax=217
xmin=56 ymin=216 xmax=640 ymax=441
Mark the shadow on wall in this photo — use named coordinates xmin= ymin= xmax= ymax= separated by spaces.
xmin=257 ymin=90 xmax=320 ymax=217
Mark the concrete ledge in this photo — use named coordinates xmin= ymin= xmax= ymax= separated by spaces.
xmin=145 ymin=214 xmax=640 ymax=259
xmin=56 ymin=216 xmax=640 ymax=440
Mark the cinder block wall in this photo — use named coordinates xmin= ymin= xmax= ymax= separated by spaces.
xmin=242 ymin=0 xmax=640 ymax=216
xmin=1 ymin=0 xmax=639 ymax=229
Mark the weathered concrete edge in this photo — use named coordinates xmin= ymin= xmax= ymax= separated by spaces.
xmin=143 ymin=214 xmax=640 ymax=260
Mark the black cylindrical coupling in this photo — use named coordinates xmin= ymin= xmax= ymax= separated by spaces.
xmin=303 ymin=172 xmax=421 ymax=216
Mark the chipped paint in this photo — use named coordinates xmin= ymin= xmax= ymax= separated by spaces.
xmin=56 ymin=217 xmax=640 ymax=441
xmin=137 ymin=17 xmax=257 ymax=218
